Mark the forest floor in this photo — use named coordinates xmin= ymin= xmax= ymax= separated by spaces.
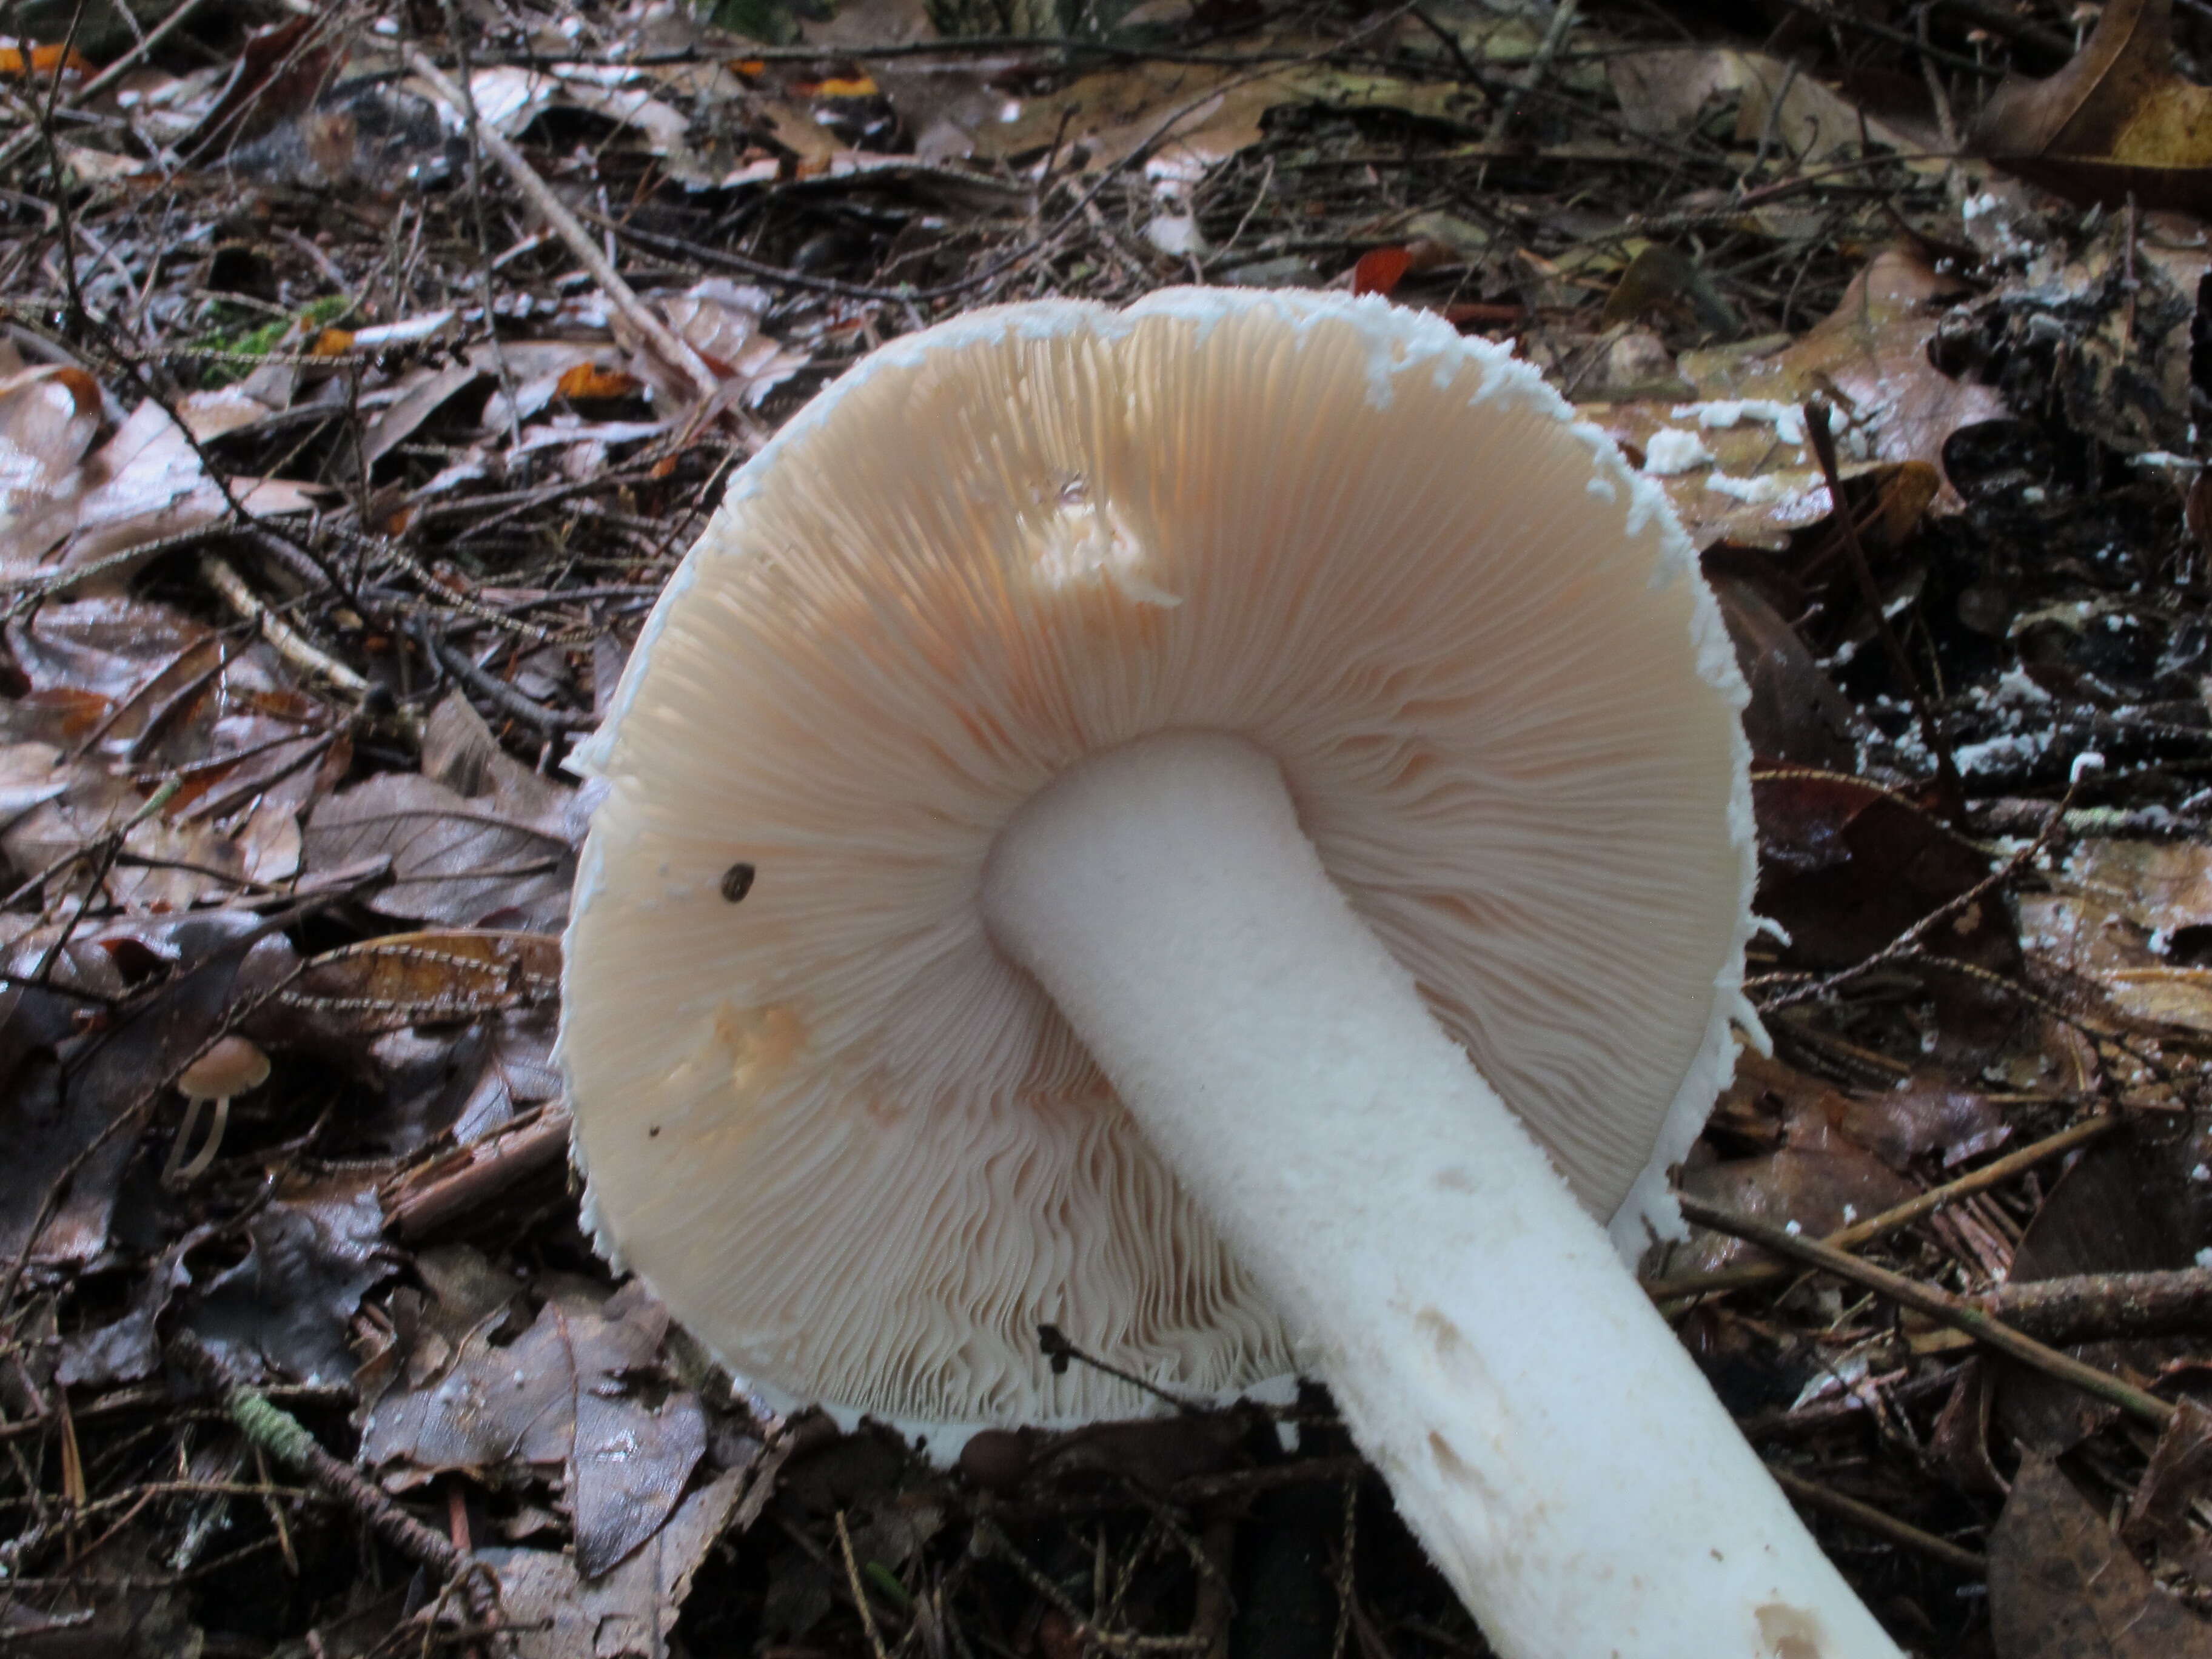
xmin=7 ymin=0 xmax=2212 ymax=1654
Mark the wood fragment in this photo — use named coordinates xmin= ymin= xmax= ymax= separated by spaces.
xmin=1676 ymin=1195 xmax=2176 ymax=1430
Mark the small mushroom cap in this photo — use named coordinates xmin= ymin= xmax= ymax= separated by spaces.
xmin=179 ymin=1035 xmax=270 ymax=1101
xmin=560 ymin=289 xmax=1756 ymax=1438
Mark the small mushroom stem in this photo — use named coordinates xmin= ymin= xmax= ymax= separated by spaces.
xmin=984 ymin=731 xmax=1899 ymax=1659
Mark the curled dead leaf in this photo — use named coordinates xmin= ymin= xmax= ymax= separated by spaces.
xmin=1972 ymin=0 xmax=2212 ymax=213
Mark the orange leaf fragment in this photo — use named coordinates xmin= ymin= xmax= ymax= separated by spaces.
xmin=311 ymin=327 xmax=355 ymax=357
xmin=1352 ymin=246 xmax=1412 ymax=298
xmin=556 ymin=363 xmax=642 ymax=401
xmin=0 ymin=42 xmax=95 ymax=77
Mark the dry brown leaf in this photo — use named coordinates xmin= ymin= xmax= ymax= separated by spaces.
xmin=304 ymin=774 xmax=575 ymax=933
xmin=480 ymin=1466 xmax=747 ymax=1659
xmin=288 ymin=928 xmax=560 ymax=1033
xmin=973 ymin=55 xmax=1479 ymax=178
xmin=1972 ymin=0 xmax=2212 ymax=213
xmin=1582 ymin=247 xmax=2003 ymax=544
xmin=1684 ymin=248 xmax=2010 ymax=509
xmin=1610 ymin=49 xmax=1936 ymax=167
xmin=1989 ymin=1452 xmax=2212 ymax=1657
xmin=3 ymin=398 xmax=323 ymax=586
xmin=363 ymin=1279 xmax=707 ymax=1579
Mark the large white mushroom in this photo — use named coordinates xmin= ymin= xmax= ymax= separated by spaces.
xmin=560 ymin=290 xmax=1903 ymax=1659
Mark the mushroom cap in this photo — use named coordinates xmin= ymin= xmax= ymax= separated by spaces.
xmin=560 ymin=289 xmax=1757 ymax=1438
xmin=178 ymin=1034 xmax=270 ymax=1101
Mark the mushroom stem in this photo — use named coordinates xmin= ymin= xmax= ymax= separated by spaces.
xmin=984 ymin=731 xmax=1899 ymax=1659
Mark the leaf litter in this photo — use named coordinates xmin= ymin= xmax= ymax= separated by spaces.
xmin=7 ymin=0 xmax=2212 ymax=1653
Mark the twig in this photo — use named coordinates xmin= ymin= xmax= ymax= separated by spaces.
xmin=836 ymin=1509 xmax=894 ymax=1659
xmin=199 ymin=552 xmax=370 ymax=699
xmin=1039 ymin=1323 xmax=1201 ymax=1415
xmin=1645 ymin=1114 xmax=2116 ymax=1299
xmin=386 ymin=1107 xmax=573 ymax=1240
xmin=1675 ymin=1195 xmax=2176 ymax=1430
xmin=1484 ymin=0 xmax=1581 ymax=143
xmin=1803 ymin=400 xmax=1966 ymax=821
xmin=399 ymin=43 xmax=720 ymax=404
xmin=164 ymin=1330 xmax=499 ymax=1623
xmin=1764 ymin=1464 xmax=1986 ymax=1574
xmin=409 ymin=614 xmax=595 ymax=734
xmin=1978 ymin=1265 xmax=2212 ymax=1346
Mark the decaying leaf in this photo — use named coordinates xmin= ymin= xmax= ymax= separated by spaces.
xmin=1981 ymin=210 xmax=2210 ymax=459
xmin=1661 ymin=1066 xmax=1920 ymax=1278
xmin=363 ymin=1279 xmax=708 ymax=1577
xmin=1610 ymin=48 xmax=1935 ymax=167
xmin=971 ymin=52 xmax=1482 ymax=179
xmin=1972 ymin=0 xmax=2212 ymax=213
xmin=1752 ymin=770 xmax=2009 ymax=968
xmin=1711 ymin=577 xmax=1862 ymax=766
xmin=2125 ymin=1398 xmax=2212 ymax=1564
xmin=1999 ymin=1131 xmax=2200 ymax=1452
xmin=1989 ymin=1452 xmax=2212 ymax=1657
xmin=189 ymin=1178 xmax=395 ymax=1385
xmin=287 ymin=928 xmax=560 ymax=1034
xmin=2 ymin=396 xmax=323 ymax=585
xmin=1584 ymin=247 xmax=2005 ymax=545
xmin=480 ymin=1467 xmax=746 ymax=1658
xmin=304 ymin=701 xmax=577 ymax=931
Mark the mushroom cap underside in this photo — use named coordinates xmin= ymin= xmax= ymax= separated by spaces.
xmin=560 ymin=288 xmax=1757 ymax=1434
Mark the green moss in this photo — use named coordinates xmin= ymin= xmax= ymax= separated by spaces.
xmin=196 ymin=293 xmax=354 ymax=387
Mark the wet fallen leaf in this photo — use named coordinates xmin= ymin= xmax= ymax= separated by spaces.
xmin=972 ymin=53 xmax=1481 ymax=179
xmin=1682 ymin=247 xmax=2010 ymax=509
xmin=1989 ymin=1452 xmax=2212 ymax=1657
xmin=2000 ymin=1131 xmax=2199 ymax=1452
xmin=364 ymin=1279 xmax=707 ymax=1577
xmin=1752 ymin=770 xmax=2008 ymax=968
xmin=0 ymin=912 xmax=298 ymax=1265
xmin=189 ymin=1178 xmax=394 ymax=1385
xmin=1584 ymin=247 xmax=2000 ymax=544
xmin=306 ymin=773 xmax=575 ymax=931
xmin=480 ymin=1466 xmax=745 ymax=1657
xmin=3 ymin=397 xmax=323 ymax=586
xmin=2125 ymin=1397 xmax=2212 ymax=1563
xmin=1710 ymin=576 xmax=1861 ymax=766
xmin=1972 ymin=0 xmax=2212 ymax=213
xmin=1664 ymin=1131 xmax=1919 ymax=1279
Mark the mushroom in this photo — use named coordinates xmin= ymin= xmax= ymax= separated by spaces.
xmin=561 ymin=290 xmax=1902 ymax=1659
xmin=165 ymin=1034 xmax=270 ymax=1185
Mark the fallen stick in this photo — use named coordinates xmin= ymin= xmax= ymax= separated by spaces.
xmin=1644 ymin=1114 xmax=2116 ymax=1301
xmin=166 ymin=1330 xmax=498 ymax=1626
xmin=1763 ymin=1464 xmax=1986 ymax=1575
xmin=1675 ymin=1195 xmax=2175 ymax=1430
xmin=1977 ymin=1265 xmax=2212 ymax=1346
xmin=399 ymin=44 xmax=719 ymax=406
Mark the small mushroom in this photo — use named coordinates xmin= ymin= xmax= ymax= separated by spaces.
xmin=164 ymin=1035 xmax=269 ymax=1186
xmin=561 ymin=292 xmax=1900 ymax=1659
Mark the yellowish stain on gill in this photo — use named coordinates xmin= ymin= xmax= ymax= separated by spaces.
xmin=718 ymin=1002 xmax=807 ymax=1091
xmin=1414 ymin=1307 xmax=1464 ymax=1358
xmin=1755 ymin=1603 xmax=1827 ymax=1659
